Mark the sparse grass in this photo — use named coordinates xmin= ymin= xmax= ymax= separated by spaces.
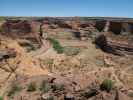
xmin=43 ymin=58 xmax=53 ymax=66
xmin=52 ymin=84 xmax=64 ymax=91
xmin=100 ymin=79 xmax=113 ymax=92
xmin=27 ymin=82 xmax=37 ymax=92
xmin=64 ymin=47 xmax=80 ymax=56
xmin=51 ymin=32 xmax=73 ymax=40
xmin=18 ymin=41 xmax=38 ymax=52
xmin=0 ymin=96 xmax=3 ymax=100
xmin=0 ymin=26 xmax=3 ymax=33
xmin=128 ymin=91 xmax=133 ymax=97
xmin=42 ymin=58 xmax=54 ymax=72
xmin=82 ymin=89 xmax=98 ymax=98
xmin=47 ymin=37 xmax=64 ymax=54
xmin=40 ymin=80 xmax=51 ymax=93
xmin=0 ymin=17 xmax=5 ymax=21
xmin=7 ymin=83 xmax=22 ymax=97
xmin=46 ymin=96 xmax=54 ymax=100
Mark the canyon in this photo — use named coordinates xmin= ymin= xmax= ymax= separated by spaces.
xmin=0 ymin=17 xmax=133 ymax=100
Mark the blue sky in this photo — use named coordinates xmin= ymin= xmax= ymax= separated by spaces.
xmin=0 ymin=0 xmax=133 ymax=17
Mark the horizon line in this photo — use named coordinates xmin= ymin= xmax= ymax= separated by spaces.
xmin=0 ymin=16 xmax=133 ymax=19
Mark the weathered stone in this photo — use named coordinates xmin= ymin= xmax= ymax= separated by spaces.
xmin=95 ymin=33 xmax=133 ymax=56
xmin=1 ymin=19 xmax=42 ymax=45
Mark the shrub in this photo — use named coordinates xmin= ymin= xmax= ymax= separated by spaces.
xmin=47 ymin=38 xmax=64 ymax=54
xmin=27 ymin=82 xmax=37 ymax=92
xmin=100 ymin=79 xmax=113 ymax=92
xmin=0 ymin=96 xmax=3 ymax=100
xmin=40 ymin=80 xmax=51 ymax=93
xmin=0 ymin=26 xmax=3 ymax=32
xmin=0 ymin=17 xmax=4 ymax=21
xmin=82 ymin=89 xmax=98 ymax=98
xmin=52 ymin=84 xmax=64 ymax=91
xmin=128 ymin=91 xmax=133 ymax=97
xmin=19 ymin=42 xmax=36 ymax=52
xmin=7 ymin=84 xmax=22 ymax=97
xmin=43 ymin=58 xmax=53 ymax=66
xmin=46 ymin=96 xmax=54 ymax=100
xmin=42 ymin=58 xmax=53 ymax=71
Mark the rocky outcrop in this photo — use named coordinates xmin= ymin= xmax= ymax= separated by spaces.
xmin=95 ymin=20 xmax=106 ymax=32
xmin=4 ymin=67 xmax=133 ymax=100
xmin=57 ymin=20 xmax=73 ymax=29
xmin=109 ymin=22 xmax=122 ymax=34
xmin=1 ymin=19 xmax=42 ymax=46
xmin=128 ymin=23 xmax=133 ymax=33
xmin=1 ymin=20 xmax=32 ymax=37
xmin=103 ymin=21 xmax=133 ymax=34
xmin=95 ymin=34 xmax=133 ymax=56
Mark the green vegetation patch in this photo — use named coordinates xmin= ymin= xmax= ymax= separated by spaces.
xmin=0 ymin=17 xmax=5 ymax=21
xmin=100 ymin=79 xmax=113 ymax=92
xmin=128 ymin=91 xmax=133 ymax=97
xmin=47 ymin=37 xmax=64 ymax=54
xmin=27 ymin=82 xmax=37 ymax=92
xmin=52 ymin=84 xmax=64 ymax=91
xmin=7 ymin=83 xmax=22 ymax=97
xmin=0 ymin=26 xmax=3 ymax=32
xmin=81 ymin=89 xmax=98 ymax=98
xmin=0 ymin=96 xmax=3 ymax=100
xmin=42 ymin=58 xmax=54 ymax=72
xmin=40 ymin=80 xmax=51 ymax=93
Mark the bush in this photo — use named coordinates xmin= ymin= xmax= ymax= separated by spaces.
xmin=7 ymin=84 xmax=22 ymax=97
xmin=82 ymin=89 xmax=98 ymax=98
xmin=40 ymin=80 xmax=51 ymax=93
xmin=128 ymin=91 xmax=133 ymax=97
xmin=47 ymin=38 xmax=64 ymax=54
xmin=52 ymin=84 xmax=64 ymax=91
xmin=45 ymin=96 xmax=54 ymax=100
xmin=0 ymin=96 xmax=3 ymax=100
xmin=42 ymin=58 xmax=54 ymax=72
xmin=0 ymin=17 xmax=5 ymax=21
xmin=27 ymin=82 xmax=37 ymax=92
xmin=100 ymin=79 xmax=113 ymax=92
xmin=0 ymin=26 xmax=3 ymax=32
xmin=19 ymin=42 xmax=36 ymax=52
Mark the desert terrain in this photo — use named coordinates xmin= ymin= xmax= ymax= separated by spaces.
xmin=0 ymin=17 xmax=133 ymax=100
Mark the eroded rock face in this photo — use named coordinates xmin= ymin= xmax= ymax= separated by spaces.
xmin=1 ymin=19 xmax=41 ymax=41
xmin=95 ymin=33 xmax=133 ymax=56
xmin=95 ymin=20 xmax=106 ymax=32
xmin=128 ymin=23 xmax=133 ymax=33
xmin=57 ymin=20 xmax=73 ymax=29
xmin=1 ymin=20 xmax=32 ymax=37
xmin=109 ymin=22 xmax=122 ymax=34
xmin=1 ymin=19 xmax=44 ymax=50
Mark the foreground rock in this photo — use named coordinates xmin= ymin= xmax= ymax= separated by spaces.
xmin=3 ymin=72 xmax=132 ymax=100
